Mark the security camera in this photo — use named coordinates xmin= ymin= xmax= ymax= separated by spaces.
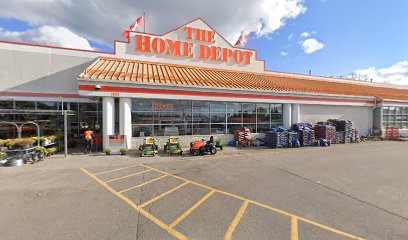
xmin=95 ymin=85 xmax=101 ymax=90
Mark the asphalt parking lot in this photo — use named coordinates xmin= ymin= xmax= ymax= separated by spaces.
xmin=1 ymin=141 xmax=408 ymax=240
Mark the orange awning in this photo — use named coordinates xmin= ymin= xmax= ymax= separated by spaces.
xmin=79 ymin=57 xmax=408 ymax=101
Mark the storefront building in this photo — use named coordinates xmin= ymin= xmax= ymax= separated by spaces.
xmin=1 ymin=18 xmax=408 ymax=149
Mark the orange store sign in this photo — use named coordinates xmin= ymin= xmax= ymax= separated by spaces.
xmin=134 ymin=26 xmax=253 ymax=65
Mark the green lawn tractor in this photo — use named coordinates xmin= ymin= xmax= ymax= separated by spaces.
xmin=213 ymin=137 xmax=223 ymax=150
xmin=164 ymin=136 xmax=183 ymax=155
xmin=139 ymin=137 xmax=158 ymax=157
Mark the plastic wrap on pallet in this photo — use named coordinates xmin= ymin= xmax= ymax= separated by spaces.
xmin=287 ymin=131 xmax=300 ymax=148
xmin=314 ymin=124 xmax=336 ymax=143
xmin=291 ymin=123 xmax=315 ymax=146
xmin=265 ymin=131 xmax=288 ymax=148
xmin=234 ymin=127 xmax=253 ymax=147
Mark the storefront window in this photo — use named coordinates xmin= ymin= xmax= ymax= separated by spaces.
xmin=210 ymin=112 xmax=226 ymax=123
xmin=133 ymin=125 xmax=153 ymax=137
xmin=131 ymin=99 xmax=284 ymax=136
xmin=15 ymin=101 xmax=35 ymax=110
xmin=227 ymin=102 xmax=241 ymax=113
xmin=210 ymin=124 xmax=226 ymax=134
xmin=193 ymin=112 xmax=210 ymax=123
xmin=0 ymin=101 xmax=14 ymax=109
xmin=242 ymin=103 xmax=256 ymax=123
xmin=210 ymin=102 xmax=226 ymax=112
xmin=382 ymin=106 xmax=408 ymax=129
xmin=227 ymin=124 xmax=243 ymax=134
xmin=132 ymin=99 xmax=153 ymax=111
xmin=193 ymin=101 xmax=209 ymax=112
xmin=37 ymin=101 xmax=58 ymax=110
xmin=193 ymin=124 xmax=210 ymax=135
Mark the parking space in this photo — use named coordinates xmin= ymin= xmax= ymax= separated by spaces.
xmin=81 ymin=163 xmax=365 ymax=240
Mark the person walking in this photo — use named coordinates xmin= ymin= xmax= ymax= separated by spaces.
xmin=84 ymin=128 xmax=94 ymax=154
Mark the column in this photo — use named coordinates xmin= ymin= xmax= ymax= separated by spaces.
xmin=292 ymin=104 xmax=300 ymax=125
xmin=119 ymin=97 xmax=132 ymax=149
xmin=102 ymin=97 xmax=115 ymax=149
xmin=283 ymin=103 xmax=292 ymax=129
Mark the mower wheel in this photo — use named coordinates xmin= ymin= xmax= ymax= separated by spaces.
xmin=210 ymin=148 xmax=217 ymax=155
xmin=220 ymin=146 xmax=223 ymax=150
xmin=179 ymin=151 xmax=183 ymax=155
xmin=192 ymin=150 xmax=199 ymax=156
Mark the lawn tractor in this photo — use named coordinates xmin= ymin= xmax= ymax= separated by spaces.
xmin=190 ymin=137 xmax=217 ymax=156
xmin=164 ymin=136 xmax=183 ymax=155
xmin=214 ymin=137 xmax=223 ymax=150
xmin=138 ymin=137 xmax=158 ymax=157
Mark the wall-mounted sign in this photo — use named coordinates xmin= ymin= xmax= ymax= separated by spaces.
xmin=153 ymin=103 xmax=173 ymax=111
xmin=134 ymin=26 xmax=253 ymax=65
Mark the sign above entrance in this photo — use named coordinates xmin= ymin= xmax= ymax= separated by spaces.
xmin=134 ymin=26 xmax=253 ymax=65
xmin=115 ymin=18 xmax=265 ymax=73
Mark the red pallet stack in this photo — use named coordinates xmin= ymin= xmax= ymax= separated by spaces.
xmin=385 ymin=127 xmax=400 ymax=140
xmin=234 ymin=127 xmax=253 ymax=147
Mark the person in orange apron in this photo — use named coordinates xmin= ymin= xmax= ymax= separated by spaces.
xmin=84 ymin=128 xmax=94 ymax=154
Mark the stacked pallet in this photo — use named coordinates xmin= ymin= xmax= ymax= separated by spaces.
xmin=234 ymin=127 xmax=253 ymax=147
xmin=335 ymin=131 xmax=345 ymax=143
xmin=314 ymin=124 xmax=336 ymax=143
xmin=265 ymin=129 xmax=288 ymax=148
xmin=327 ymin=119 xmax=356 ymax=144
xmin=287 ymin=131 xmax=300 ymax=148
xmin=384 ymin=127 xmax=399 ymax=140
xmin=292 ymin=123 xmax=315 ymax=147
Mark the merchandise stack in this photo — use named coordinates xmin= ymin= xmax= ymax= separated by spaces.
xmin=234 ymin=127 xmax=253 ymax=147
xmin=265 ymin=128 xmax=288 ymax=148
xmin=291 ymin=123 xmax=315 ymax=146
xmin=335 ymin=131 xmax=345 ymax=144
xmin=314 ymin=124 xmax=336 ymax=143
xmin=287 ymin=131 xmax=300 ymax=148
xmin=351 ymin=127 xmax=360 ymax=143
xmin=328 ymin=119 xmax=356 ymax=143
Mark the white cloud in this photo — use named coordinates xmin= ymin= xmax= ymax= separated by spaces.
xmin=0 ymin=0 xmax=306 ymax=48
xmin=354 ymin=61 xmax=408 ymax=85
xmin=281 ymin=51 xmax=288 ymax=56
xmin=301 ymin=38 xmax=324 ymax=54
xmin=288 ymin=33 xmax=294 ymax=40
xmin=0 ymin=25 xmax=93 ymax=50
xmin=300 ymin=32 xmax=310 ymax=38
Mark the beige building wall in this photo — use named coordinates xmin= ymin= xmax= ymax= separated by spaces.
xmin=300 ymin=104 xmax=373 ymax=136
xmin=0 ymin=45 xmax=101 ymax=95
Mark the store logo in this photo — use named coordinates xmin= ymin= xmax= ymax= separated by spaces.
xmin=134 ymin=26 xmax=253 ymax=65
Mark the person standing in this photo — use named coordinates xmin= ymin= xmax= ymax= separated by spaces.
xmin=84 ymin=128 xmax=94 ymax=154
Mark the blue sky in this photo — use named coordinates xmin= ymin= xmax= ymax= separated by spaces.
xmin=246 ymin=0 xmax=408 ymax=78
xmin=0 ymin=0 xmax=407 ymax=84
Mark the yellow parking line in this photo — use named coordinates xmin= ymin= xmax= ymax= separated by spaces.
xmin=169 ymin=189 xmax=216 ymax=228
xmin=119 ymin=174 xmax=169 ymax=193
xmin=291 ymin=217 xmax=298 ymax=240
xmin=105 ymin=169 xmax=153 ymax=183
xmin=139 ymin=182 xmax=189 ymax=208
xmin=224 ymin=200 xmax=249 ymax=240
xmin=94 ymin=164 xmax=141 ymax=175
xmin=80 ymin=168 xmax=187 ymax=240
xmin=142 ymin=164 xmax=365 ymax=239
